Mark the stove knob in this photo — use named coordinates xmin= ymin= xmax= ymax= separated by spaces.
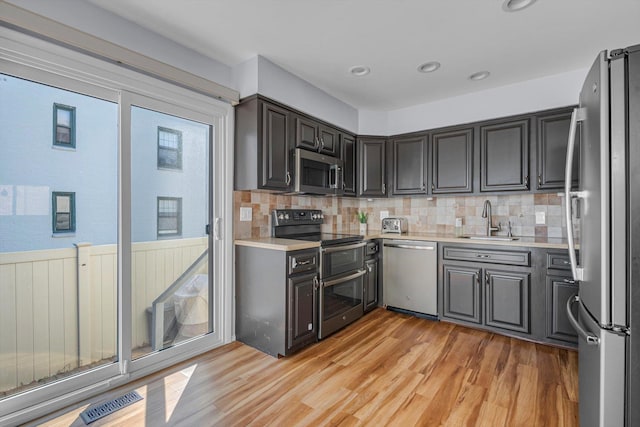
xmin=320 ymin=214 xmax=324 ymax=219
xmin=278 ymin=213 xmax=284 ymax=220
xmin=284 ymin=213 xmax=290 ymax=220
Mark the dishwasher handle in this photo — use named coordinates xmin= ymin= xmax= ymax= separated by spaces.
xmin=383 ymin=243 xmax=435 ymax=250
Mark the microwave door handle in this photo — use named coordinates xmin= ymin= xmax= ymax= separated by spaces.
xmin=329 ymin=164 xmax=340 ymax=189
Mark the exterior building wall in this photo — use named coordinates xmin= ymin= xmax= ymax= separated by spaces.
xmin=0 ymin=74 xmax=208 ymax=252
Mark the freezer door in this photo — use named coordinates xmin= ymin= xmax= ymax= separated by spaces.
xmin=577 ymin=51 xmax=611 ymax=326
xmin=574 ymin=300 xmax=625 ymax=427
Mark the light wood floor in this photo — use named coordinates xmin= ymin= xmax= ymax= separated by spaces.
xmin=30 ymin=308 xmax=578 ymax=426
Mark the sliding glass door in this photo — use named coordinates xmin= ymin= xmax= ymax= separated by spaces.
xmin=129 ymin=102 xmax=213 ymax=360
xmin=0 ymin=34 xmax=231 ymax=423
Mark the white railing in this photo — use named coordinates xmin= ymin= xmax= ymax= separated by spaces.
xmin=0 ymin=237 xmax=207 ymax=394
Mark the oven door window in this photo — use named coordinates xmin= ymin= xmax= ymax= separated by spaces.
xmin=301 ymin=158 xmax=330 ymax=189
xmin=322 ymin=275 xmax=363 ymax=321
xmin=323 ymin=246 xmax=364 ymax=278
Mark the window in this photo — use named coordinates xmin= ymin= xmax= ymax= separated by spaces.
xmin=52 ymin=191 xmax=75 ymax=233
xmin=157 ymin=196 xmax=181 ymax=237
xmin=157 ymin=127 xmax=182 ymax=169
xmin=53 ymin=103 xmax=76 ymax=148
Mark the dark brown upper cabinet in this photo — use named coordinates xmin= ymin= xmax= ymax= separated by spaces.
xmin=390 ymin=134 xmax=429 ymax=195
xmin=235 ymin=97 xmax=291 ymax=191
xmin=536 ymin=110 xmax=580 ymax=190
xmin=341 ymin=133 xmax=357 ymax=196
xmin=358 ymin=137 xmax=386 ymax=197
xmin=431 ymin=127 xmax=473 ymax=194
xmin=294 ymin=115 xmax=339 ymax=156
xmin=480 ymin=119 xmax=530 ymax=192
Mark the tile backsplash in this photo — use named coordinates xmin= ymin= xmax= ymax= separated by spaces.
xmin=233 ymin=190 xmax=569 ymax=240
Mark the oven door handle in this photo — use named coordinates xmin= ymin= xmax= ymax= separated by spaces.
xmin=322 ymin=269 xmax=366 ymax=287
xmin=321 ymin=241 xmax=367 ymax=253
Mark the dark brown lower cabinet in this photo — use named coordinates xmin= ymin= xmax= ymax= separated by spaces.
xmin=485 ymin=269 xmax=530 ymax=333
xmin=442 ymin=265 xmax=481 ymax=324
xmin=236 ymin=245 xmax=319 ymax=357
xmin=288 ymin=272 xmax=318 ymax=349
xmin=363 ymin=257 xmax=379 ymax=312
xmin=545 ymin=275 xmax=579 ymax=343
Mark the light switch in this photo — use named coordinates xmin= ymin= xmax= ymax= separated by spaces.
xmin=240 ymin=207 xmax=252 ymax=221
xmin=535 ymin=211 xmax=546 ymax=225
xmin=380 ymin=210 xmax=389 ymax=220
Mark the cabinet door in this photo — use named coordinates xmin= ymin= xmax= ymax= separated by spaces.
xmin=480 ymin=119 xmax=529 ymax=191
xmin=536 ymin=111 xmax=580 ymax=190
xmin=358 ymin=137 xmax=386 ymax=197
xmin=545 ymin=275 xmax=578 ymax=343
xmin=287 ymin=273 xmax=318 ymax=350
xmin=261 ymin=102 xmax=291 ymax=189
xmin=485 ymin=269 xmax=530 ymax=333
xmin=363 ymin=258 xmax=378 ymax=312
xmin=391 ymin=135 xmax=428 ymax=195
xmin=318 ymin=125 xmax=339 ymax=156
xmin=294 ymin=115 xmax=318 ymax=151
xmin=431 ymin=128 xmax=473 ymax=194
xmin=443 ymin=265 xmax=482 ymax=324
xmin=341 ymin=133 xmax=357 ymax=196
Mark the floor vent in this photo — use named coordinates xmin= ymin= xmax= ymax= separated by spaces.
xmin=79 ymin=391 xmax=143 ymax=424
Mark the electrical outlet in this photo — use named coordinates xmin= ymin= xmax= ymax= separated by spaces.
xmin=240 ymin=207 xmax=252 ymax=222
xmin=535 ymin=211 xmax=546 ymax=225
xmin=380 ymin=210 xmax=389 ymax=220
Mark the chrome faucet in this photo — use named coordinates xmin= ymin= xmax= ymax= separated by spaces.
xmin=481 ymin=200 xmax=500 ymax=236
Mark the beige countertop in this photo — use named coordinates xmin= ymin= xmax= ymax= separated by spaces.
xmin=234 ymin=237 xmax=320 ymax=251
xmin=235 ymin=233 xmax=569 ymax=251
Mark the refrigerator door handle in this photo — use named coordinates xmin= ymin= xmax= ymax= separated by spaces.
xmin=566 ymin=295 xmax=600 ymax=345
xmin=564 ymin=107 xmax=586 ymax=281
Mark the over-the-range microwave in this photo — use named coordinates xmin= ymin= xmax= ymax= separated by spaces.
xmin=293 ymin=148 xmax=344 ymax=196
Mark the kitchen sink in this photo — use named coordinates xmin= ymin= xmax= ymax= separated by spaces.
xmin=458 ymin=236 xmax=519 ymax=241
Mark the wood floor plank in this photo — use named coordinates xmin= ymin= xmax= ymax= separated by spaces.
xmin=30 ymin=308 xmax=578 ymax=426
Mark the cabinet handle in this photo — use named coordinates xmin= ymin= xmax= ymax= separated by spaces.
xmin=563 ymin=278 xmax=576 ymax=284
xmin=320 ymin=138 xmax=325 ymax=151
xmin=285 ymin=171 xmax=291 ymax=186
xmin=538 ymin=174 xmax=542 ymax=188
xmin=367 ymin=264 xmax=373 ymax=272
xmin=485 ymin=272 xmax=489 ymax=284
xmin=313 ymin=275 xmax=319 ymax=290
xmin=314 ymin=136 xmax=320 ymax=149
xmin=476 ymin=274 xmax=480 ymax=286
xmin=382 ymin=183 xmax=386 ymax=194
xmin=431 ymin=183 xmax=435 ymax=192
xmin=475 ymin=254 xmax=491 ymax=258
xmin=524 ymin=175 xmax=529 ymax=187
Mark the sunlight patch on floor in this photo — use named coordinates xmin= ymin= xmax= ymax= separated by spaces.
xmin=163 ymin=363 xmax=198 ymax=422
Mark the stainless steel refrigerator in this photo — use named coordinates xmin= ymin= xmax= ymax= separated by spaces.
xmin=564 ymin=44 xmax=639 ymax=426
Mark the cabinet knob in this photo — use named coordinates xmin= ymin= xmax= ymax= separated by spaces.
xmin=524 ymin=175 xmax=529 ymax=187
xmin=537 ymin=174 xmax=542 ymax=188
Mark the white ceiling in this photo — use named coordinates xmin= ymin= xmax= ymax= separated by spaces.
xmin=86 ymin=0 xmax=640 ymax=111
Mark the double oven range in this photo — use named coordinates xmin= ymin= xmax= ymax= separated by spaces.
xmin=272 ymin=209 xmax=365 ymax=339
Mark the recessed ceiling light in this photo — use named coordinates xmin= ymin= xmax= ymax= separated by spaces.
xmin=469 ymin=71 xmax=490 ymax=81
xmin=349 ymin=65 xmax=370 ymax=77
xmin=417 ymin=61 xmax=441 ymax=73
xmin=502 ymin=0 xmax=537 ymax=12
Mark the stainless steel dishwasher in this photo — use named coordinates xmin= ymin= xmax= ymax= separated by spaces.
xmin=382 ymin=240 xmax=438 ymax=317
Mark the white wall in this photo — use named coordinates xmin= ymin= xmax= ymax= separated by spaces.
xmin=7 ymin=0 xmax=233 ymax=88
xmin=255 ymin=56 xmax=359 ymax=133
xmin=8 ymin=0 xmax=587 ymax=137
xmin=365 ymin=68 xmax=588 ymax=136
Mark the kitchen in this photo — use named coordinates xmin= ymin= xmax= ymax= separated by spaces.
xmin=0 ymin=0 xmax=639 ymax=425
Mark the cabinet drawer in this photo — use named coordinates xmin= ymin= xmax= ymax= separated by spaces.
xmin=443 ymin=247 xmax=530 ymax=266
xmin=365 ymin=241 xmax=380 ymax=257
xmin=288 ymin=250 xmax=319 ymax=275
xmin=546 ymin=252 xmax=572 ymax=271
